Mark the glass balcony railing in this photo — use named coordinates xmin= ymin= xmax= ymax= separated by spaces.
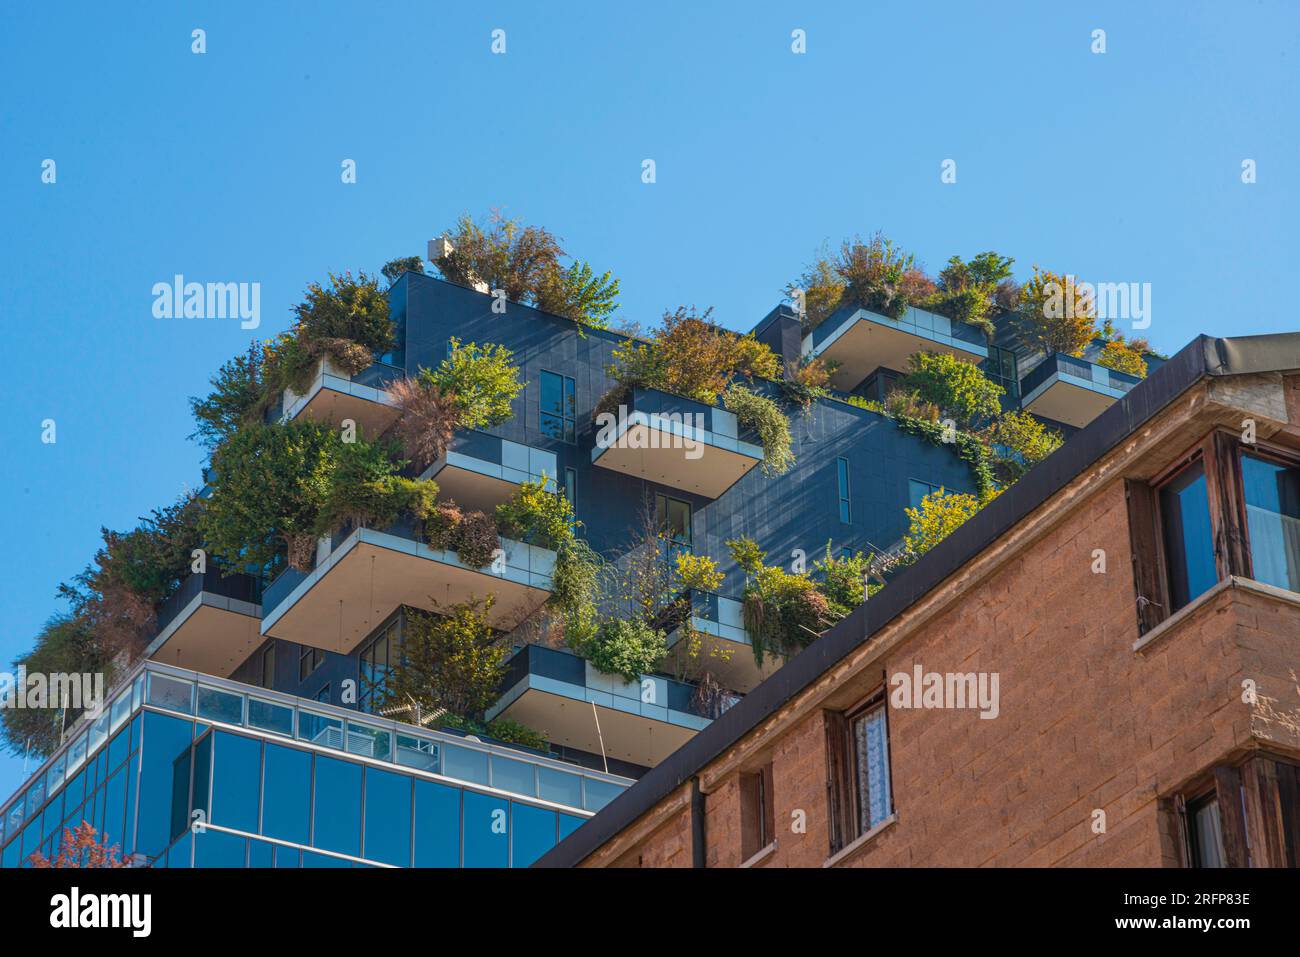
xmin=1018 ymin=353 xmax=1143 ymax=428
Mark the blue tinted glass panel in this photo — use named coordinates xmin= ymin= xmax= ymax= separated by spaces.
xmin=363 ymin=768 xmax=411 ymax=867
xmin=196 ymin=686 xmax=243 ymax=725
xmin=274 ymin=846 xmax=301 ymax=868
xmin=247 ymin=698 xmax=293 ymax=737
xmin=584 ymin=778 xmax=623 ymax=812
xmin=1160 ymin=464 xmax=1217 ymax=610
xmin=443 ymin=745 xmax=489 ymax=784
xmin=511 ymin=802 xmax=556 ymax=867
xmin=211 ymin=732 xmax=261 ymax=833
xmin=413 ymin=780 xmax=460 ymax=867
xmin=167 ymin=832 xmax=192 ymax=868
xmin=312 ymin=756 xmax=362 ymax=857
xmin=462 ymin=791 xmax=508 ymax=868
xmin=559 ymin=814 xmax=585 ymax=840
xmin=148 ymin=673 xmax=194 ymax=714
xmin=1241 ymin=453 xmax=1300 ymax=592
xmin=194 ymin=829 xmax=246 ymax=867
xmin=3 ymin=837 xmax=21 ymax=869
xmin=107 ymin=724 xmax=130 ymax=773
xmin=102 ymin=767 xmax=126 ymax=848
xmin=135 ymin=712 xmax=195 ymax=859
xmin=262 ymin=743 xmax=311 ymax=845
xmin=538 ymin=767 xmax=582 ymax=808
xmin=491 ymin=756 xmax=535 ymax=797
xmin=249 ymin=838 xmax=274 ymax=868
xmin=303 ymin=850 xmax=350 ymax=867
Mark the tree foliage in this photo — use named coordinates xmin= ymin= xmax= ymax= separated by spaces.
xmin=899 ymin=350 xmax=1004 ymax=431
xmin=381 ymin=256 xmax=425 ymax=284
xmin=378 ymin=601 xmax=508 ymax=718
xmin=419 ymin=338 xmax=523 ymax=431
xmin=535 ymin=260 xmax=621 ymax=328
xmin=903 ymin=489 xmax=983 ymax=557
xmin=293 ymin=271 xmax=395 ymax=355
xmin=1016 ymin=266 xmax=1096 ymax=356
xmin=188 ymin=341 xmax=269 ymax=449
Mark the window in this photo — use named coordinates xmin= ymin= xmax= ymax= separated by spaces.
xmin=655 ymin=493 xmax=693 ymax=562
xmin=1158 ymin=461 xmax=1217 ymax=612
xmin=563 ymin=467 xmax=577 ymax=508
xmin=299 ymin=646 xmax=324 ymax=683
xmin=739 ymin=762 xmax=776 ymax=862
xmin=359 ymin=616 xmax=402 ymax=714
xmin=908 ymin=479 xmax=940 ymax=510
xmin=1186 ymin=793 xmax=1226 ymax=868
xmin=837 ymin=458 xmax=852 ymax=524
xmin=314 ymin=684 xmax=331 ymax=704
xmin=1240 ymin=451 xmax=1300 ymax=592
xmin=260 ymin=644 xmax=276 ymax=690
xmin=826 ymin=693 xmax=893 ymax=855
xmin=540 ymin=371 xmax=576 ymax=443
xmin=982 ymin=346 xmax=1019 ymax=401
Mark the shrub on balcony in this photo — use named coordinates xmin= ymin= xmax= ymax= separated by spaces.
xmin=535 ymin=260 xmax=621 ymax=329
xmin=786 ymin=249 xmax=846 ymax=330
xmin=203 ymin=421 xmax=340 ymax=571
xmin=990 ymin=411 xmax=1063 ymax=483
xmin=381 ymin=255 xmax=424 ymax=284
xmin=789 ymin=233 xmax=924 ymax=330
xmin=674 ymin=552 xmax=724 ymax=593
xmin=899 ymin=350 xmax=1004 ymax=431
xmin=378 ymin=599 xmax=507 ymax=718
xmin=727 ymin=536 xmax=840 ymax=665
xmin=579 ymin=617 xmax=668 ymax=683
xmin=494 ymin=478 xmax=573 ymax=550
xmin=440 ymin=714 xmax=551 ymax=753
xmin=293 ymin=271 xmax=395 ymax=356
xmin=419 ymin=338 xmax=523 ymax=431
xmin=722 ymin=384 xmax=794 ymax=475
xmin=903 ymin=488 xmax=984 ymax=557
xmin=421 ymin=500 xmax=500 ymax=569
xmin=813 ymin=545 xmax=880 ymax=613
xmin=1096 ymin=332 xmax=1150 ymax=378
xmin=920 ymin=251 xmax=1015 ymax=340
xmin=315 ymin=442 xmax=438 ymax=536
xmin=386 ymin=376 xmax=460 ymax=472
xmin=1015 ymin=266 xmax=1096 ymax=357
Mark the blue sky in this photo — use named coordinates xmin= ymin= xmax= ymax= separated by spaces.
xmin=0 ymin=1 xmax=1295 ymax=798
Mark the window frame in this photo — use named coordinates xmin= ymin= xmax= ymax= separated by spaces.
xmin=299 ymin=645 xmax=324 ymax=683
xmin=836 ymin=457 xmax=852 ymax=524
xmin=1235 ymin=439 xmax=1300 ymax=591
xmin=539 ymin=370 xmax=577 ymax=444
xmin=825 ymin=687 xmax=893 ymax=855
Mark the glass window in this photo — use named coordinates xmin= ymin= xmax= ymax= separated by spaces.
xmin=564 ymin=467 xmax=577 ymax=508
xmin=89 ymin=710 xmax=109 ymax=753
xmin=443 ymin=745 xmax=489 ymax=785
xmin=314 ymin=684 xmax=331 ymax=704
xmin=148 ymin=673 xmax=194 ymax=715
xmin=462 ymin=791 xmax=508 ymax=867
xmin=193 ymin=829 xmax=246 ymax=867
xmin=247 ymin=698 xmax=293 ymax=737
xmin=413 ymin=780 xmax=461 ymax=867
xmin=248 ymin=838 xmax=274 ymax=868
xmin=346 ymin=722 xmax=391 ymax=761
xmin=299 ymin=646 xmax=324 ymax=682
xmin=359 ymin=618 xmax=401 ymax=714
xmin=261 ymin=743 xmax=311 ymax=846
xmin=135 ymin=712 xmax=195 ymax=859
xmin=363 ymin=768 xmax=412 ymax=867
xmin=837 ymin=457 xmax=852 ymax=524
xmin=210 ymin=732 xmax=261 ymax=834
xmin=540 ymin=371 xmax=576 ymax=443
xmin=655 ymin=493 xmax=693 ymax=564
xmin=559 ymin=813 xmax=585 ymax=840
xmin=850 ymin=702 xmax=892 ymax=833
xmin=196 ymin=686 xmax=243 ymax=725
xmin=312 ymin=756 xmax=362 ymax=857
xmin=1159 ymin=462 xmax=1217 ymax=611
xmin=584 ymin=777 xmax=623 ymax=812
xmin=297 ymin=711 xmax=343 ymax=749
xmin=1188 ymin=794 xmax=1226 ymax=868
xmin=395 ymin=733 xmax=439 ymax=773
xmin=511 ymin=802 xmax=557 ymax=867
xmin=908 ymin=479 xmax=940 ymax=510
xmin=538 ymin=766 xmax=582 ymax=808
xmin=261 ymin=644 xmax=276 ymax=689
xmin=110 ymin=689 xmax=132 ymax=732
xmin=1241 ymin=452 xmax=1300 ymax=593
xmin=491 ymin=756 xmax=536 ymax=797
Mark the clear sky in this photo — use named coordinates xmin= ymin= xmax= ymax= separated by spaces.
xmin=0 ymin=1 xmax=1296 ymax=798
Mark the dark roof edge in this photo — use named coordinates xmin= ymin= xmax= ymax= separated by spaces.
xmin=535 ymin=332 xmax=1300 ymax=868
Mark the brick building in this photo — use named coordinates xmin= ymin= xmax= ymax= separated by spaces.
xmin=536 ymin=334 xmax=1300 ymax=868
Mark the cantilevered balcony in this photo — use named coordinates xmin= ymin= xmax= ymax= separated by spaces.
xmin=144 ymin=569 xmax=263 ymax=678
xmin=657 ymin=590 xmax=781 ymax=695
xmin=260 ymin=514 xmax=555 ymax=654
xmin=271 ymin=357 xmax=404 ymax=438
xmin=591 ymin=387 xmax=764 ymax=499
xmin=421 ymin=431 xmax=557 ymax=513
xmin=803 ymin=305 xmax=989 ymax=392
xmin=1018 ymin=353 xmax=1141 ymax=428
xmin=487 ymin=645 xmax=740 ymax=768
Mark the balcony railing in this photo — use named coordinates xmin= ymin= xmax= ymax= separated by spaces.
xmin=654 ymin=589 xmax=779 ymax=694
xmin=1019 ymin=353 xmax=1142 ymax=428
xmin=270 ymin=357 xmax=405 ymax=438
xmin=146 ymin=568 xmax=264 ymax=678
xmin=591 ymin=386 xmax=764 ymax=499
xmin=422 ymin=430 xmax=558 ymax=512
xmin=260 ymin=511 xmax=555 ymax=653
xmin=488 ymin=644 xmax=741 ymax=767
xmin=804 ymin=305 xmax=989 ymax=392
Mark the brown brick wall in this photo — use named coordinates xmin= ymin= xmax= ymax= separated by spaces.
xmin=590 ymin=475 xmax=1300 ymax=868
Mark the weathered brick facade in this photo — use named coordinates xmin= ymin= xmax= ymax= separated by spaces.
xmin=565 ymin=368 xmax=1300 ymax=869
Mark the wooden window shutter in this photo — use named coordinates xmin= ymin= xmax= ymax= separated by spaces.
xmin=824 ymin=710 xmax=852 ymax=854
xmin=1125 ymin=478 xmax=1165 ymax=634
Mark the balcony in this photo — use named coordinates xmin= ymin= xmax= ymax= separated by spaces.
xmin=144 ymin=569 xmax=262 ymax=678
xmin=591 ymin=387 xmax=764 ymax=499
xmin=270 ymin=357 xmax=404 ymax=439
xmin=1018 ymin=353 xmax=1141 ymax=428
xmin=487 ymin=645 xmax=740 ymax=767
xmin=260 ymin=514 xmax=555 ymax=654
xmin=421 ymin=431 xmax=557 ymax=513
xmin=803 ymin=305 xmax=989 ymax=392
xmin=657 ymin=591 xmax=781 ymax=695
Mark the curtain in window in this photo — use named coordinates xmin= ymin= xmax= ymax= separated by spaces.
xmin=1242 ymin=454 xmax=1300 ymax=593
xmin=852 ymin=706 xmax=892 ymax=833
